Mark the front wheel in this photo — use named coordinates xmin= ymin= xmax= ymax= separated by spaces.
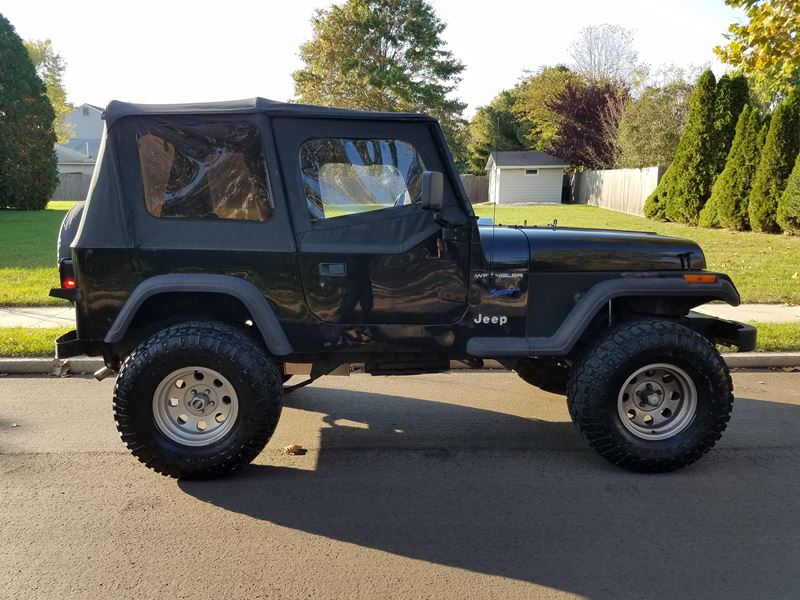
xmin=113 ymin=321 xmax=282 ymax=479
xmin=567 ymin=319 xmax=733 ymax=473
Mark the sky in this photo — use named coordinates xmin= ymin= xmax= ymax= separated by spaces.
xmin=3 ymin=0 xmax=744 ymax=118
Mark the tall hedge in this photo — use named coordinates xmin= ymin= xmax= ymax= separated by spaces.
xmin=711 ymin=73 xmax=750 ymax=176
xmin=778 ymin=151 xmax=800 ymax=233
xmin=748 ymin=90 xmax=800 ymax=232
xmin=0 ymin=13 xmax=58 ymax=210
xmin=644 ymin=70 xmax=717 ymax=224
xmin=699 ymin=105 xmax=762 ymax=230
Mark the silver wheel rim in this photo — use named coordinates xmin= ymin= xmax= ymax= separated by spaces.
xmin=152 ymin=366 xmax=239 ymax=447
xmin=617 ymin=363 xmax=697 ymax=441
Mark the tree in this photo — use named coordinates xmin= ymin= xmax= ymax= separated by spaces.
xmin=511 ymin=65 xmax=582 ymax=151
xmin=711 ymin=73 xmax=750 ymax=175
xmin=547 ymin=79 xmax=628 ymax=169
xmin=292 ymin=0 xmax=467 ymax=166
xmin=699 ymin=105 xmax=763 ymax=229
xmin=617 ymin=79 xmax=693 ymax=168
xmin=465 ymin=90 xmax=525 ymax=174
xmin=0 ymin=13 xmax=58 ymax=210
xmin=24 ymin=39 xmax=73 ymax=144
xmin=748 ymin=90 xmax=800 ymax=232
xmin=715 ymin=0 xmax=800 ymax=103
xmin=778 ymin=150 xmax=800 ymax=233
xmin=569 ymin=24 xmax=638 ymax=86
xmin=644 ymin=70 xmax=716 ymax=223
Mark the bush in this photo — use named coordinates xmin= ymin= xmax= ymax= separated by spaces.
xmin=711 ymin=74 xmax=750 ymax=176
xmin=700 ymin=105 xmax=763 ymax=230
xmin=645 ymin=70 xmax=717 ymax=223
xmin=0 ymin=13 xmax=58 ymax=210
xmin=778 ymin=152 xmax=800 ymax=233
xmin=748 ymin=90 xmax=800 ymax=232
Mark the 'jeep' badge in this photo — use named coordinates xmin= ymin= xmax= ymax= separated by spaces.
xmin=473 ymin=314 xmax=508 ymax=325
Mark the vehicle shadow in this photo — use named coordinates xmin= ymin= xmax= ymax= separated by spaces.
xmin=180 ymin=385 xmax=800 ymax=599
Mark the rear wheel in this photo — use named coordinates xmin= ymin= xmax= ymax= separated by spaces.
xmin=113 ymin=321 xmax=282 ymax=479
xmin=567 ymin=319 xmax=733 ymax=472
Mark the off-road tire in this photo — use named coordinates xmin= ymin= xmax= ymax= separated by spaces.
xmin=113 ymin=321 xmax=282 ymax=479
xmin=567 ymin=319 xmax=733 ymax=473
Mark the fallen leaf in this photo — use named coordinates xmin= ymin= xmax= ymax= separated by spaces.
xmin=10 ymin=423 xmax=19 ymax=428
xmin=283 ymin=444 xmax=307 ymax=455
xmin=792 ymin=272 xmax=799 ymax=280
xmin=782 ymin=366 xmax=800 ymax=372
xmin=758 ymin=381 xmax=765 ymax=384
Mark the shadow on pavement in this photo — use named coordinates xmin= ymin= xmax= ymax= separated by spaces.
xmin=180 ymin=386 xmax=800 ymax=599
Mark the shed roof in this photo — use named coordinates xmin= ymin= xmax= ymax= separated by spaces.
xmin=486 ymin=151 xmax=568 ymax=170
xmin=103 ymin=98 xmax=436 ymax=127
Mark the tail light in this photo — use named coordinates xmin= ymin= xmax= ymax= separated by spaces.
xmin=59 ymin=259 xmax=76 ymax=289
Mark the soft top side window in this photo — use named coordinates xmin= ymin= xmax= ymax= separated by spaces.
xmin=300 ymin=138 xmax=425 ymax=221
xmin=136 ymin=120 xmax=275 ymax=222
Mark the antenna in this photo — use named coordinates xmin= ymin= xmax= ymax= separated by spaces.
xmin=490 ymin=116 xmax=499 ymax=274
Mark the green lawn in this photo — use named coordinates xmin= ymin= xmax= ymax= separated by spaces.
xmin=0 ymin=323 xmax=796 ymax=356
xmin=0 ymin=201 xmax=76 ymax=306
xmin=0 ymin=327 xmax=71 ymax=357
xmin=0 ymin=202 xmax=798 ymax=306
xmin=473 ymin=204 xmax=800 ymax=304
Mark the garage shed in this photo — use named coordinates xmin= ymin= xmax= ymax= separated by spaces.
xmin=485 ymin=151 xmax=568 ymax=204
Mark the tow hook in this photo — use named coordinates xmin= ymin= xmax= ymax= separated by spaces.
xmin=94 ymin=365 xmax=115 ymax=381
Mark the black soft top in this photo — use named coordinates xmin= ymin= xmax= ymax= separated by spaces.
xmin=103 ymin=98 xmax=436 ymax=127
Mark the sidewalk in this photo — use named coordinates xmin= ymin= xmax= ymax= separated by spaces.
xmin=1 ymin=303 xmax=799 ymax=329
xmin=0 ymin=307 xmax=76 ymax=328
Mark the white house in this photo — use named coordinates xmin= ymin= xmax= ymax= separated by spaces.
xmin=485 ymin=151 xmax=568 ymax=204
xmin=55 ymin=103 xmax=104 ymax=176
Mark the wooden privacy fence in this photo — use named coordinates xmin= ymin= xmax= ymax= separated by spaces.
xmin=53 ymin=172 xmax=92 ymax=201
xmin=459 ymin=174 xmax=489 ymax=204
xmin=572 ymin=166 xmax=665 ymax=216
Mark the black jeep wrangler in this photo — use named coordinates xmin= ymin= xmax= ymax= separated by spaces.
xmin=52 ymin=98 xmax=755 ymax=479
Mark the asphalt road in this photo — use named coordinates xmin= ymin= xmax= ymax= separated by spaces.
xmin=2 ymin=371 xmax=799 ymax=600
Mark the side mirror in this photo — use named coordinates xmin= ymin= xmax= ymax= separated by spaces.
xmin=421 ymin=171 xmax=444 ymax=211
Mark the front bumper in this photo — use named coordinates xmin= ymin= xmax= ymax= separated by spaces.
xmin=686 ymin=313 xmax=756 ymax=352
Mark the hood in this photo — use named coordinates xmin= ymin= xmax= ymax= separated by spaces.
xmin=477 ymin=225 xmax=705 ymax=272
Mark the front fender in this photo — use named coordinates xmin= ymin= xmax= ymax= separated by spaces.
xmin=467 ymin=273 xmax=741 ymax=358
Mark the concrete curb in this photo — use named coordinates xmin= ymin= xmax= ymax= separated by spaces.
xmin=1 ymin=353 xmax=798 ymax=375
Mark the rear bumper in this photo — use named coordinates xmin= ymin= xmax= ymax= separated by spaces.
xmin=686 ymin=313 xmax=756 ymax=352
xmin=49 ymin=287 xmax=77 ymax=302
xmin=55 ymin=330 xmax=109 ymax=360
xmin=55 ymin=330 xmax=83 ymax=359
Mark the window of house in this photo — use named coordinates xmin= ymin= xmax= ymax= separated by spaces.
xmin=82 ymin=107 xmax=90 ymax=116
xmin=300 ymin=138 xmax=426 ymax=221
xmin=525 ymin=169 xmax=539 ymax=176
xmin=136 ymin=121 xmax=275 ymax=222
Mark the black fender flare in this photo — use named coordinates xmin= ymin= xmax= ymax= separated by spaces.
xmin=467 ymin=274 xmax=741 ymax=357
xmin=104 ymin=274 xmax=293 ymax=356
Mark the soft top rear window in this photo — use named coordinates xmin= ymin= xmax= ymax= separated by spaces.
xmin=136 ymin=120 xmax=275 ymax=222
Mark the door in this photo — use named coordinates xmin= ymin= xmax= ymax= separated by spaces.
xmin=273 ymin=117 xmax=470 ymax=325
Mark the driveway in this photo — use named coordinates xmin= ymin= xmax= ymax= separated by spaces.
xmin=2 ymin=371 xmax=799 ymax=599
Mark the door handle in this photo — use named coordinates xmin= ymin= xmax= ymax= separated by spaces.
xmin=319 ymin=263 xmax=347 ymax=277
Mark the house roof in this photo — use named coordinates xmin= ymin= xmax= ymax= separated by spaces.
xmin=103 ymin=98 xmax=436 ymax=127
xmin=486 ymin=151 xmax=568 ymax=171
xmin=55 ymin=144 xmax=96 ymax=164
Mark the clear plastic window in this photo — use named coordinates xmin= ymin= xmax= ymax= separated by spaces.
xmin=300 ymin=138 xmax=425 ymax=221
xmin=136 ymin=121 xmax=274 ymax=221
